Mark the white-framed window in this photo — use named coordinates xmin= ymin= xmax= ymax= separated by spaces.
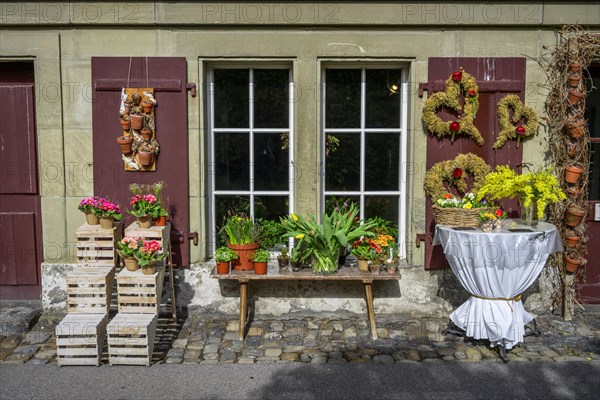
xmin=321 ymin=65 xmax=408 ymax=257
xmin=207 ymin=65 xmax=294 ymax=251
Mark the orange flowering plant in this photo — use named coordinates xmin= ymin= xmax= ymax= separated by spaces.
xmin=351 ymin=234 xmax=395 ymax=265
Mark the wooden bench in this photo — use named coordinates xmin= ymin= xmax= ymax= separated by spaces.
xmin=210 ymin=265 xmax=401 ymax=340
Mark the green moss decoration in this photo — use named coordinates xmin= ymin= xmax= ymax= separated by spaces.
xmin=422 ymin=68 xmax=484 ymax=146
xmin=493 ymin=94 xmax=540 ymax=150
xmin=424 ymin=153 xmax=491 ymax=201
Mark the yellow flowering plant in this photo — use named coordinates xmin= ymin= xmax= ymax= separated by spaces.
xmin=476 ymin=165 xmax=566 ymax=219
xmin=478 ymin=212 xmax=498 ymax=222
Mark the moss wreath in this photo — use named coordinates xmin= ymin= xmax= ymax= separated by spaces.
xmin=424 ymin=153 xmax=491 ymax=201
xmin=493 ymin=94 xmax=540 ymax=150
xmin=422 ymin=68 xmax=484 ymax=146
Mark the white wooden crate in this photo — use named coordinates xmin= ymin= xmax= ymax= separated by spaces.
xmin=116 ymin=263 xmax=165 ymax=314
xmin=107 ymin=313 xmax=157 ymax=366
xmin=56 ymin=313 xmax=108 ymax=366
xmin=66 ymin=267 xmax=115 ymax=314
xmin=124 ymin=222 xmax=170 ymax=253
xmin=76 ymin=223 xmax=122 ymax=268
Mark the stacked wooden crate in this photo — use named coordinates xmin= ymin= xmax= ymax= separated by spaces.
xmin=107 ymin=223 xmax=170 ymax=366
xmin=56 ymin=223 xmax=120 ymax=366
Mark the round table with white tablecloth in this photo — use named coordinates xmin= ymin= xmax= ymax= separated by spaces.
xmin=433 ymin=221 xmax=563 ymax=350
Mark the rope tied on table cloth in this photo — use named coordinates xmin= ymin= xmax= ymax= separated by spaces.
xmin=471 ymin=294 xmax=523 ymax=311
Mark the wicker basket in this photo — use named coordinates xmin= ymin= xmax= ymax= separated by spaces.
xmin=432 ymin=206 xmax=494 ymax=227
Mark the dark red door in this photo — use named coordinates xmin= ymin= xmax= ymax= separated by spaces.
xmin=0 ymin=62 xmax=43 ymax=299
xmin=579 ymin=65 xmax=600 ymax=303
xmin=91 ymin=57 xmax=190 ymax=266
xmin=420 ymin=57 xmax=526 ymax=269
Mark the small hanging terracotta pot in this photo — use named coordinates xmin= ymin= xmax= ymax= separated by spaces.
xmin=123 ymin=101 xmax=132 ymax=115
xmin=568 ymin=74 xmax=581 ymax=88
xmin=140 ymin=128 xmax=153 ymax=141
xmin=138 ymin=150 xmax=153 ymax=167
xmin=142 ymin=100 xmax=154 ymax=113
xmin=567 ymin=144 xmax=577 ymax=158
xmin=117 ymin=136 xmax=134 ymax=154
xmin=567 ymin=89 xmax=585 ymax=105
xmin=120 ymin=118 xmax=131 ymax=132
xmin=565 ymin=234 xmax=581 ymax=248
xmin=564 ymin=205 xmax=586 ymax=227
xmin=130 ymin=114 xmax=144 ymax=130
xmin=564 ymin=165 xmax=584 ymax=184
xmin=566 ymin=186 xmax=580 ymax=197
xmin=564 ymin=254 xmax=583 ymax=273
xmin=569 ymin=62 xmax=581 ymax=74
xmin=565 ymin=118 xmax=585 ymax=138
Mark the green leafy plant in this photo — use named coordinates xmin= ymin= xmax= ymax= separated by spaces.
xmin=281 ymin=205 xmax=377 ymax=273
xmin=364 ymin=216 xmax=399 ymax=239
xmin=220 ymin=214 xmax=260 ymax=245
xmin=249 ymin=248 xmax=270 ymax=263
xmin=214 ymin=246 xmax=239 ymax=263
xmin=257 ymin=218 xmax=286 ymax=249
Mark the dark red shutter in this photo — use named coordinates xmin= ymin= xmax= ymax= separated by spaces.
xmin=421 ymin=57 xmax=525 ymax=270
xmin=91 ymin=57 xmax=190 ymax=267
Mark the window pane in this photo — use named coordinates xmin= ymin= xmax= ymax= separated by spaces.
xmin=325 ymin=69 xmax=361 ymax=128
xmin=215 ymin=132 xmax=249 ymax=190
xmin=254 ymin=132 xmax=289 ymax=191
xmin=365 ymin=132 xmax=399 ymax=191
xmin=254 ymin=69 xmax=289 ymax=128
xmin=325 ymin=132 xmax=360 ymax=191
xmin=214 ymin=69 xmax=249 ymax=128
xmin=254 ymin=196 xmax=289 ymax=220
xmin=364 ymin=196 xmax=399 ymax=223
xmin=325 ymin=196 xmax=360 ymax=215
xmin=215 ymin=195 xmax=251 ymax=229
xmin=365 ymin=69 xmax=401 ymax=128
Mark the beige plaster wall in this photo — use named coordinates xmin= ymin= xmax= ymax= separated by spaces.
xmin=1 ymin=2 xmax=598 ymax=271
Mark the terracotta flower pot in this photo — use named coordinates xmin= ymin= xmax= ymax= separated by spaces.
xmin=138 ymin=150 xmax=153 ymax=167
xmin=228 ymin=243 xmax=260 ymax=271
xmin=130 ymin=114 xmax=144 ymax=130
xmin=142 ymin=100 xmax=153 ymax=113
xmin=155 ymin=215 xmax=167 ymax=226
xmin=564 ymin=254 xmax=583 ymax=273
xmin=565 ymin=205 xmax=586 ymax=227
xmin=567 ymin=89 xmax=585 ymax=105
xmin=216 ymin=262 xmax=230 ymax=274
xmin=568 ymin=74 xmax=581 ymax=88
xmin=565 ymin=235 xmax=580 ymax=248
xmin=99 ymin=217 xmax=114 ymax=229
xmin=120 ymin=118 xmax=131 ymax=131
xmin=569 ymin=62 xmax=581 ymax=74
xmin=85 ymin=212 xmax=99 ymax=225
xmin=117 ymin=135 xmax=134 ymax=154
xmin=564 ymin=165 xmax=584 ymax=184
xmin=141 ymin=128 xmax=153 ymax=141
xmin=254 ymin=261 xmax=268 ymax=275
xmin=567 ymin=186 xmax=580 ymax=197
xmin=137 ymin=215 xmax=152 ymax=229
xmin=124 ymin=257 xmax=139 ymax=271
xmin=565 ymin=118 xmax=585 ymax=138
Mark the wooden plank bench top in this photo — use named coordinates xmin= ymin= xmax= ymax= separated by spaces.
xmin=211 ymin=265 xmax=401 ymax=340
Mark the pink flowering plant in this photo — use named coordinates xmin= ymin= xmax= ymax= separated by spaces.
xmin=135 ymin=240 xmax=167 ymax=267
xmin=128 ymin=194 xmax=160 ymax=218
xmin=97 ymin=198 xmax=122 ymax=220
xmin=78 ymin=196 xmax=103 ymax=216
xmin=117 ymin=236 xmax=144 ymax=258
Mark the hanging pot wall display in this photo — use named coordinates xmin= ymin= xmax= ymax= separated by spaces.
xmin=117 ymin=87 xmax=160 ymax=172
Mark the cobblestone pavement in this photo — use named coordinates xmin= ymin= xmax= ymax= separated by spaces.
xmin=1 ymin=306 xmax=599 ymax=365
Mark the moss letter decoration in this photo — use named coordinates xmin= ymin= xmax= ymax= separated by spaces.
xmin=423 ymin=153 xmax=491 ymax=201
xmin=422 ymin=68 xmax=484 ymax=146
xmin=493 ymin=94 xmax=539 ymax=150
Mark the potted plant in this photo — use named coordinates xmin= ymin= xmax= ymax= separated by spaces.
xmin=249 ymin=248 xmax=270 ymax=275
xmin=277 ymin=245 xmax=289 ymax=269
xmin=492 ymin=208 xmax=508 ymax=230
xmin=130 ymin=112 xmax=144 ymax=131
xmin=478 ymin=211 xmax=497 ymax=233
xmin=117 ymin=236 xmax=144 ymax=271
xmin=142 ymin=100 xmax=154 ymax=113
xmin=564 ymin=117 xmax=585 ymax=138
xmin=137 ymin=142 xmax=154 ymax=167
xmin=135 ymin=239 xmax=167 ymax=275
xmin=351 ymin=232 xmax=395 ymax=272
xmin=214 ymin=246 xmax=238 ymax=274
xmin=221 ymin=214 xmax=260 ymax=271
xmin=128 ymin=190 xmax=160 ymax=229
xmin=477 ymin=165 xmax=566 ymax=226
xmin=564 ymin=253 xmax=584 ymax=274
xmin=281 ymin=205 xmax=377 ymax=275
xmin=567 ymin=88 xmax=585 ymax=106
xmin=117 ymin=135 xmax=134 ymax=154
xmin=385 ymin=246 xmax=400 ymax=274
xmin=565 ymin=205 xmax=586 ymax=227
xmin=290 ymin=245 xmax=303 ymax=272
xmin=97 ymin=198 xmax=122 ymax=229
xmin=119 ymin=116 xmax=131 ymax=131
xmin=257 ymin=218 xmax=286 ymax=250
xmin=78 ymin=196 xmax=102 ymax=225
xmin=564 ymin=230 xmax=581 ymax=248
xmin=564 ymin=164 xmax=584 ymax=184
xmin=148 ymin=181 xmax=168 ymax=226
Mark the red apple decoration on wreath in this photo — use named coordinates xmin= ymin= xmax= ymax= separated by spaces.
xmin=451 ymin=71 xmax=462 ymax=82
xmin=449 ymin=121 xmax=461 ymax=131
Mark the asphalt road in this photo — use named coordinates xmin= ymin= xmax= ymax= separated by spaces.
xmin=1 ymin=362 xmax=599 ymax=400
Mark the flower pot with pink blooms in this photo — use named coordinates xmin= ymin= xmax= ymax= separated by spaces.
xmin=93 ymin=197 xmax=122 ymax=229
xmin=78 ymin=196 xmax=104 ymax=225
xmin=117 ymin=236 xmax=144 ymax=271
xmin=135 ymin=239 xmax=167 ymax=275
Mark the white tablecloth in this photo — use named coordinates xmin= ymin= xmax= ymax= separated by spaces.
xmin=433 ymin=221 xmax=562 ymax=349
